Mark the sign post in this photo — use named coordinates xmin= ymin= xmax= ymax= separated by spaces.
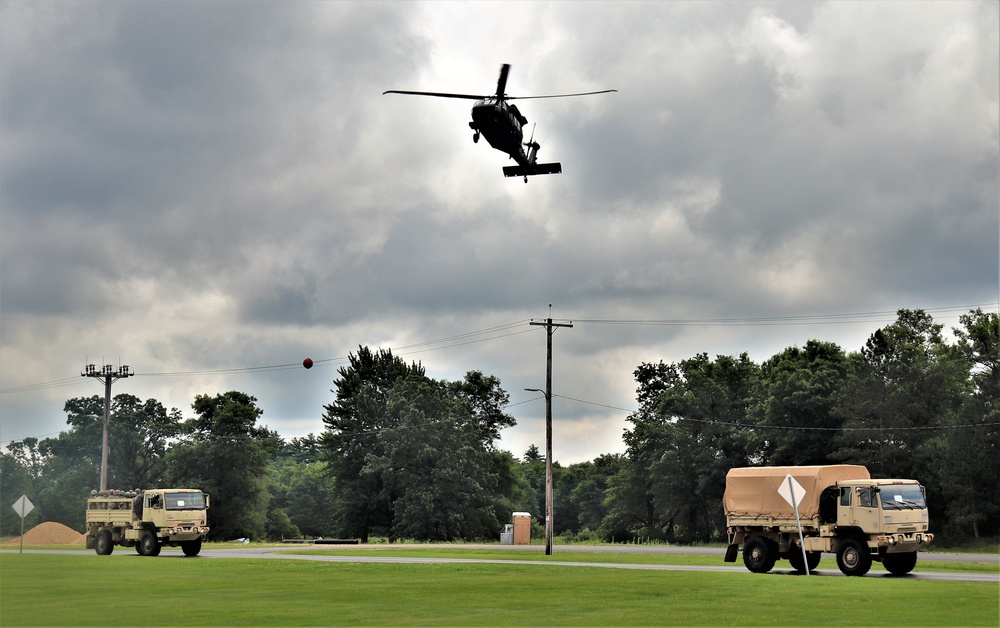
xmin=11 ymin=495 xmax=35 ymax=554
xmin=777 ymin=474 xmax=811 ymax=575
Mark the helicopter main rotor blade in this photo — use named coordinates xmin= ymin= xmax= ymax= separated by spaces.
xmin=508 ymin=89 xmax=618 ymax=100
xmin=496 ymin=64 xmax=511 ymax=100
xmin=382 ymin=90 xmax=488 ymax=100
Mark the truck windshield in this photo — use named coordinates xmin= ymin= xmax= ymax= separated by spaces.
xmin=165 ymin=492 xmax=206 ymax=511
xmin=879 ymin=485 xmax=926 ymax=510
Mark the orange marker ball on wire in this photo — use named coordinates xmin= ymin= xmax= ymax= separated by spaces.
xmin=303 ymin=358 xmax=313 ymax=369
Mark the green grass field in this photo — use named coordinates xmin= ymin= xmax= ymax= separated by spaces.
xmin=1 ymin=552 xmax=997 ymax=626
xmin=288 ymin=546 xmax=1000 ymax=573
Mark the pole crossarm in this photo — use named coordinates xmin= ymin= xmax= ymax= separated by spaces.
xmin=529 ymin=317 xmax=572 ymax=555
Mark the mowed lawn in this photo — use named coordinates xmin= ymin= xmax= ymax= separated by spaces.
xmin=1 ymin=553 xmax=997 ymax=626
xmin=290 ymin=546 xmax=1000 ymax=573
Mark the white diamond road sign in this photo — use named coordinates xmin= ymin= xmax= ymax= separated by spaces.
xmin=777 ymin=474 xmax=806 ymax=509
xmin=11 ymin=495 xmax=34 ymax=518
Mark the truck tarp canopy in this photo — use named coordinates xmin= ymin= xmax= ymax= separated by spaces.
xmin=724 ymin=465 xmax=870 ymax=519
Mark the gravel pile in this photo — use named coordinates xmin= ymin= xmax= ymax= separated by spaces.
xmin=3 ymin=521 xmax=87 ymax=545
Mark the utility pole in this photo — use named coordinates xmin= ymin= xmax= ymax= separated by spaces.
xmin=529 ymin=310 xmax=572 ymax=556
xmin=81 ymin=363 xmax=133 ymax=491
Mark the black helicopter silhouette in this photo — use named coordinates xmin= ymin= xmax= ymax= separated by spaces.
xmin=384 ymin=64 xmax=615 ymax=182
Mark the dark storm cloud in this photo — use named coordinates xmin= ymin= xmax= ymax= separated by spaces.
xmin=1 ymin=1 xmax=996 ymax=462
xmin=1 ymin=1 xmax=430 ymax=318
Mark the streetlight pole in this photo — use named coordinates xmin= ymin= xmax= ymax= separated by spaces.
xmin=528 ymin=313 xmax=572 ymax=555
xmin=81 ymin=363 xmax=133 ymax=491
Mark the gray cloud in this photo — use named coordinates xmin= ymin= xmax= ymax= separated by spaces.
xmin=2 ymin=1 xmax=996 ymax=463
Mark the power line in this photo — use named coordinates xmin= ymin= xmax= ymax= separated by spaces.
xmin=549 ymin=394 xmax=1000 ymax=432
xmin=0 ymin=320 xmax=538 ymax=394
xmin=1 ymin=303 xmax=994 ymax=396
xmin=0 ymin=376 xmax=85 ymax=394
xmin=572 ymin=303 xmax=995 ymax=327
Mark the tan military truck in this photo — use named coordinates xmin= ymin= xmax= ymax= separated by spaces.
xmin=723 ymin=465 xmax=933 ymax=576
xmin=86 ymin=488 xmax=210 ymax=556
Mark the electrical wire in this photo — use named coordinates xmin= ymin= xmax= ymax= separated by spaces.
xmin=543 ymin=394 xmax=1000 ymax=432
xmin=1 ymin=302 xmax=995 ymax=404
xmin=572 ymin=303 xmax=994 ymax=327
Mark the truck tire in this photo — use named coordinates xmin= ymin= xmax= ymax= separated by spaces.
xmin=95 ymin=531 xmax=113 ymax=556
xmin=139 ymin=530 xmax=161 ymax=557
xmin=882 ymin=552 xmax=917 ymax=576
xmin=836 ymin=539 xmax=872 ymax=576
xmin=181 ymin=539 xmax=202 ymax=557
xmin=743 ymin=537 xmax=777 ymax=573
xmin=788 ymin=549 xmax=821 ymax=573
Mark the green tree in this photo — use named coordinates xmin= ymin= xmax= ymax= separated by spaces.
xmin=753 ymin=340 xmax=848 ymax=465
xmin=518 ymin=445 xmax=545 ymax=520
xmin=370 ymin=375 xmax=501 ymax=540
xmin=268 ymin=436 xmax=338 ymax=538
xmin=0 ymin=440 xmax=41 ymax=535
xmin=834 ymin=310 xmax=967 ymax=480
xmin=104 ymin=394 xmax=182 ymax=488
xmin=923 ymin=309 xmax=1000 ymax=538
xmin=165 ymin=391 xmax=279 ymax=541
xmin=320 ymin=347 xmax=518 ymax=541
xmin=321 ymin=347 xmax=426 ymax=540
xmin=602 ymin=361 xmax=679 ymax=541
xmin=523 ymin=444 xmax=542 ymax=462
xmin=573 ymin=454 xmax=624 ymax=533
xmin=607 ymin=354 xmax=759 ymax=542
xmin=553 ymin=454 xmax=624 ymax=536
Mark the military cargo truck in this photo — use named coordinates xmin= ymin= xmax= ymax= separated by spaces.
xmin=85 ymin=488 xmax=210 ymax=556
xmin=723 ymin=465 xmax=933 ymax=576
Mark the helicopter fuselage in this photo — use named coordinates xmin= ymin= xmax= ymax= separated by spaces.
xmin=470 ymin=99 xmax=533 ymax=166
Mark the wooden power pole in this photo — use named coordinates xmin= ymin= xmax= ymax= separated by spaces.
xmin=529 ymin=313 xmax=572 ymax=555
xmin=81 ymin=363 xmax=133 ymax=491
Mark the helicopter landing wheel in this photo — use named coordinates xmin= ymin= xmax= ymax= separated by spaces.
xmin=473 ymin=132 xmax=480 ymax=143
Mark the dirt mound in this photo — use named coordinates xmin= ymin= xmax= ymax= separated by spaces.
xmin=3 ymin=521 xmax=86 ymax=546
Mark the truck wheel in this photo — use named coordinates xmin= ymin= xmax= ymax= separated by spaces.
xmin=139 ymin=531 xmax=161 ymax=557
xmin=743 ymin=537 xmax=777 ymax=573
xmin=836 ymin=539 xmax=872 ymax=576
xmin=181 ymin=539 xmax=202 ymax=557
xmin=806 ymin=552 xmax=821 ymax=571
xmin=95 ymin=531 xmax=113 ymax=556
xmin=788 ymin=550 xmax=821 ymax=573
xmin=882 ymin=552 xmax=917 ymax=576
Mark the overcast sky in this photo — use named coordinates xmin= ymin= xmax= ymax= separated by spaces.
xmin=2 ymin=0 xmax=997 ymax=466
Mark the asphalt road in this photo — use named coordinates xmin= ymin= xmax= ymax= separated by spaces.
xmin=9 ymin=544 xmax=995 ymax=583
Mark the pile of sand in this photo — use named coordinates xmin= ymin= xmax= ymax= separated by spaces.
xmin=3 ymin=521 xmax=87 ymax=546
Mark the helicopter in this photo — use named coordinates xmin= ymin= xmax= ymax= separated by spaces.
xmin=383 ymin=64 xmax=616 ymax=182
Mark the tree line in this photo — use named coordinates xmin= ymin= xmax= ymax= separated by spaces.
xmin=2 ymin=308 xmax=997 ymax=543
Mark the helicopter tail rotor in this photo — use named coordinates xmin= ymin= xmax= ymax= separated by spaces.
xmin=524 ymin=123 xmax=540 ymax=164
